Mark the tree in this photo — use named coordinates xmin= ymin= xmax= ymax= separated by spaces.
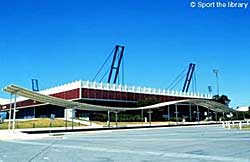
xmin=212 ymin=95 xmax=231 ymax=106
xmin=136 ymin=97 xmax=160 ymax=107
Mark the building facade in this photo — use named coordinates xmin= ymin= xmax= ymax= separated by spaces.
xmin=0 ymin=80 xmax=213 ymax=121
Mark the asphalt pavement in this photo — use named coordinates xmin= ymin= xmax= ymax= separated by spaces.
xmin=0 ymin=125 xmax=249 ymax=162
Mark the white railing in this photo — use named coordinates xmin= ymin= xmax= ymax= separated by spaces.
xmin=41 ymin=80 xmax=212 ymax=99
xmin=81 ymin=80 xmax=212 ymax=99
xmin=41 ymin=80 xmax=81 ymax=95
xmin=1 ymin=80 xmax=212 ymax=105
xmin=222 ymin=120 xmax=250 ymax=130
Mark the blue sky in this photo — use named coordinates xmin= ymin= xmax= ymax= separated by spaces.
xmin=0 ymin=0 xmax=249 ymax=107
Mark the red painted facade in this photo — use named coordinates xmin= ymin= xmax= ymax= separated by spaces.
xmin=1 ymin=87 xmax=197 ymax=111
xmin=0 ymin=88 xmax=80 ymax=110
xmin=81 ymin=88 xmax=190 ymax=102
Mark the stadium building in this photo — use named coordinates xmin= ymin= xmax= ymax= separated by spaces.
xmin=0 ymin=80 xmax=231 ymax=122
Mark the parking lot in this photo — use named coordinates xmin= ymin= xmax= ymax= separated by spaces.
xmin=0 ymin=125 xmax=250 ymax=162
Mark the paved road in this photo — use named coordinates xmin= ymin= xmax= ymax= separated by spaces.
xmin=0 ymin=125 xmax=250 ymax=162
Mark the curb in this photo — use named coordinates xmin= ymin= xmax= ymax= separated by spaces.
xmin=22 ymin=123 xmax=220 ymax=134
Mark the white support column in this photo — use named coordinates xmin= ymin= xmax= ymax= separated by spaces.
xmin=65 ymin=108 xmax=68 ymax=130
xmin=239 ymin=121 xmax=242 ymax=130
xmin=141 ymin=109 xmax=144 ymax=126
xmin=228 ymin=121 xmax=231 ymax=129
xmin=207 ymin=108 xmax=210 ymax=121
xmin=222 ymin=121 xmax=225 ymax=128
xmin=175 ymin=104 xmax=178 ymax=125
xmin=115 ymin=111 xmax=118 ymax=127
xmin=33 ymin=107 xmax=36 ymax=119
xmin=8 ymin=94 xmax=13 ymax=132
xmin=196 ymin=105 xmax=200 ymax=124
xmin=12 ymin=93 xmax=17 ymax=133
xmin=189 ymin=103 xmax=192 ymax=122
xmin=71 ymin=108 xmax=75 ymax=130
xmin=107 ymin=110 xmax=110 ymax=127
xmin=148 ymin=109 xmax=152 ymax=126
xmin=215 ymin=112 xmax=218 ymax=123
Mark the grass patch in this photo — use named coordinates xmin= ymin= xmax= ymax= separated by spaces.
xmin=231 ymin=125 xmax=250 ymax=130
xmin=0 ymin=118 xmax=86 ymax=129
xmin=241 ymin=125 xmax=250 ymax=130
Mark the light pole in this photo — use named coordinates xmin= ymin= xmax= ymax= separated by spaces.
xmin=208 ymin=85 xmax=212 ymax=97
xmin=147 ymin=110 xmax=152 ymax=126
xmin=213 ymin=69 xmax=219 ymax=96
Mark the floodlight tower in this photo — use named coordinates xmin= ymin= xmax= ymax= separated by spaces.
xmin=213 ymin=69 xmax=219 ymax=96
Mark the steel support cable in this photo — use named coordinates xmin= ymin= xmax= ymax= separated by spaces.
xmin=92 ymin=48 xmax=115 ymax=81
xmin=99 ymin=49 xmax=123 ymax=83
xmin=192 ymin=73 xmax=195 ymax=93
xmin=191 ymin=71 xmax=197 ymax=93
xmin=99 ymin=66 xmax=112 ymax=82
xmin=122 ymin=53 xmax=124 ymax=85
xmin=169 ymin=72 xmax=187 ymax=90
xmin=167 ymin=66 xmax=188 ymax=90
xmin=194 ymin=71 xmax=197 ymax=93
xmin=167 ymin=66 xmax=188 ymax=89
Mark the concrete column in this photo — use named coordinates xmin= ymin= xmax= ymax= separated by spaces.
xmin=115 ymin=111 xmax=118 ymax=127
xmin=196 ymin=105 xmax=200 ymax=124
xmin=141 ymin=109 xmax=144 ymax=126
xmin=71 ymin=108 xmax=75 ymax=130
xmin=8 ymin=94 xmax=13 ymax=131
xmin=149 ymin=110 xmax=152 ymax=126
xmin=168 ymin=105 xmax=170 ymax=121
xmin=189 ymin=103 xmax=192 ymax=122
xmin=207 ymin=108 xmax=210 ymax=121
xmin=12 ymin=93 xmax=17 ymax=133
xmin=239 ymin=121 xmax=242 ymax=130
xmin=33 ymin=107 xmax=36 ymax=119
xmin=228 ymin=121 xmax=231 ymax=129
xmin=222 ymin=121 xmax=225 ymax=128
xmin=107 ymin=110 xmax=110 ymax=127
xmin=175 ymin=104 xmax=178 ymax=125
xmin=65 ymin=108 xmax=68 ymax=130
xmin=215 ymin=112 xmax=218 ymax=123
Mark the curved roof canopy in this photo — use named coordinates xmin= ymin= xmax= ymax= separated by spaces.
xmin=3 ymin=84 xmax=234 ymax=113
